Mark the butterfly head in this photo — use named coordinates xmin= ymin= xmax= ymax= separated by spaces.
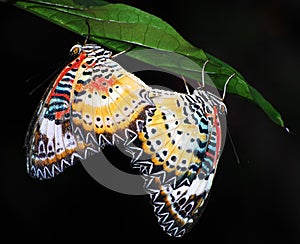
xmin=70 ymin=43 xmax=82 ymax=56
xmin=69 ymin=43 xmax=112 ymax=61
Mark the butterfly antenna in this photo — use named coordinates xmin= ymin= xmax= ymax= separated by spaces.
xmin=27 ymin=80 xmax=47 ymax=96
xmin=222 ymin=73 xmax=236 ymax=101
xmin=27 ymin=81 xmax=47 ymax=96
xmin=26 ymin=59 xmax=70 ymax=96
xmin=227 ymin=126 xmax=241 ymax=165
xmin=84 ymin=20 xmax=91 ymax=45
xmin=201 ymin=60 xmax=210 ymax=88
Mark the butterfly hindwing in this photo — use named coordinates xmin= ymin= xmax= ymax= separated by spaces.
xmin=132 ymin=88 xmax=226 ymax=237
xmin=25 ymin=51 xmax=87 ymax=179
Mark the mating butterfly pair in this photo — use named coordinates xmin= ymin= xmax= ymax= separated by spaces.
xmin=25 ymin=42 xmax=230 ymax=237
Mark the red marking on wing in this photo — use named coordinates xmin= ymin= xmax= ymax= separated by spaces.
xmin=89 ymin=76 xmax=115 ymax=93
xmin=206 ymin=152 xmax=215 ymax=159
xmin=45 ymin=52 xmax=87 ymax=104
xmin=55 ymin=110 xmax=68 ymax=120
xmin=213 ymin=106 xmax=222 ymax=167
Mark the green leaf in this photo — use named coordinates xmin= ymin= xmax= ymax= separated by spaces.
xmin=13 ymin=0 xmax=285 ymax=127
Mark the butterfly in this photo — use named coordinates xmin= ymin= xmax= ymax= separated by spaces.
xmin=25 ymin=43 xmax=154 ymax=179
xmin=131 ymin=69 xmax=234 ymax=237
xmin=25 ymin=39 xmax=233 ymax=238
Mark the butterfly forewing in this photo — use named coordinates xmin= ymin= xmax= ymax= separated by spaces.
xmin=25 ymin=43 xmax=154 ymax=179
xmin=70 ymin=49 xmax=154 ymax=160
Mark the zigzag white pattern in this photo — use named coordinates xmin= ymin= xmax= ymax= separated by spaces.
xmin=30 ymin=151 xmax=80 ymax=179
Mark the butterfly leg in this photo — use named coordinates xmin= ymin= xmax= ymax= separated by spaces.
xmin=111 ymin=45 xmax=135 ymax=59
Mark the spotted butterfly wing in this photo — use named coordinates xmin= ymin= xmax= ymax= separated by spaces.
xmin=25 ymin=43 xmax=153 ymax=179
xmin=70 ymin=44 xmax=154 ymax=160
xmin=132 ymin=88 xmax=227 ymax=237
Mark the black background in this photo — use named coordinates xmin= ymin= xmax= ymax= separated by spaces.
xmin=1 ymin=0 xmax=299 ymax=242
